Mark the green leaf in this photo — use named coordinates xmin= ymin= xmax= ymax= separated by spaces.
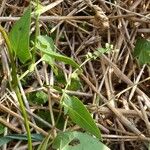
xmin=42 ymin=54 xmax=58 ymax=75
xmin=36 ymin=35 xmax=55 ymax=52
xmin=36 ymin=91 xmax=48 ymax=103
xmin=40 ymin=50 xmax=80 ymax=69
xmin=6 ymin=134 xmax=43 ymax=141
xmin=9 ymin=7 xmax=31 ymax=63
xmin=35 ymin=110 xmax=51 ymax=128
xmin=68 ymin=78 xmax=81 ymax=91
xmin=52 ymin=131 xmax=110 ymax=150
xmin=36 ymin=35 xmax=58 ymax=74
xmin=0 ymin=123 xmax=5 ymax=134
xmin=32 ymin=2 xmax=44 ymax=16
xmin=27 ymin=91 xmax=48 ymax=105
xmin=68 ymin=73 xmax=81 ymax=91
xmin=55 ymin=69 xmax=67 ymax=86
xmin=0 ymin=134 xmax=43 ymax=147
xmin=62 ymin=94 xmax=101 ymax=139
xmin=0 ymin=137 xmax=11 ymax=147
xmin=36 ymin=35 xmax=80 ymax=69
xmin=134 ymin=38 xmax=150 ymax=65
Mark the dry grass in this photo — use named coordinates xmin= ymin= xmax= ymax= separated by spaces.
xmin=0 ymin=0 xmax=150 ymax=149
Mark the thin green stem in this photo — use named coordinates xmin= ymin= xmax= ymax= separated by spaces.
xmin=15 ymin=86 xmax=32 ymax=150
xmin=0 ymin=26 xmax=32 ymax=150
xmin=56 ymin=57 xmax=91 ymax=125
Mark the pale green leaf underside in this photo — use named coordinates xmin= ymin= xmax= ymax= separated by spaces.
xmin=52 ymin=131 xmax=110 ymax=150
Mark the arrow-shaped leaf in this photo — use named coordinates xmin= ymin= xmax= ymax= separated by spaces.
xmin=62 ymin=94 xmax=101 ymax=139
xmin=9 ymin=7 xmax=31 ymax=63
xmin=36 ymin=35 xmax=80 ymax=69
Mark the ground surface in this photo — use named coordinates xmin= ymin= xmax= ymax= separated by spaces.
xmin=0 ymin=0 xmax=150 ymax=150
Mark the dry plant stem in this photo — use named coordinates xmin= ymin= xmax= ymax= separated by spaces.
xmin=88 ymin=61 xmax=97 ymax=87
xmin=89 ymin=106 xmax=146 ymax=117
xmin=33 ymin=0 xmax=64 ymax=15
xmin=26 ymin=109 xmax=53 ymax=128
xmin=87 ymin=61 xmax=98 ymax=106
xmin=115 ymin=118 xmax=126 ymax=150
xmin=138 ymin=97 xmax=150 ymax=135
xmin=18 ymin=78 xmax=36 ymax=125
xmin=47 ymin=71 xmax=57 ymax=137
xmin=8 ymin=92 xmax=27 ymax=133
xmin=3 ymin=114 xmax=9 ymax=150
xmin=0 ymin=0 xmax=7 ymax=14
xmin=80 ymin=73 xmax=144 ymax=136
xmin=120 ymin=142 xmax=125 ymax=150
xmin=66 ymin=20 xmax=90 ymax=34
xmin=122 ymin=97 xmax=130 ymax=112
xmin=101 ymin=59 xmax=115 ymax=107
xmin=0 ymin=13 xmax=149 ymax=22
xmin=104 ymin=0 xmax=150 ymax=19
xmin=65 ymin=90 xmax=93 ymax=97
xmin=6 ymin=88 xmax=55 ymax=129
xmin=25 ymin=83 xmax=92 ymax=97
xmin=63 ymin=116 xmax=69 ymax=132
xmin=106 ymin=76 xmax=150 ymax=101
xmin=101 ymin=134 xmax=150 ymax=141
xmin=129 ymin=101 xmax=144 ymax=120
xmin=102 ymin=54 xmax=150 ymax=109
xmin=64 ymin=31 xmax=74 ymax=52
xmin=98 ymin=67 xmax=109 ymax=93
xmin=96 ymin=123 xmax=110 ymax=134
xmin=137 ymin=29 xmax=150 ymax=33
xmin=129 ymin=0 xmax=143 ymax=10
xmin=35 ymin=66 xmax=43 ymax=86
xmin=120 ymin=49 xmax=130 ymax=75
xmin=118 ymin=10 xmax=131 ymax=45
xmin=12 ymin=141 xmax=22 ymax=150
xmin=105 ymin=126 xmax=135 ymax=136
xmin=114 ymin=33 xmax=124 ymax=62
xmin=128 ymin=65 xmax=146 ymax=101
xmin=50 ymin=1 xmax=86 ymax=33
xmin=0 ymin=102 xmax=48 ymax=136
xmin=0 ymin=47 xmax=10 ymax=96
xmin=13 ymin=142 xmax=41 ymax=150
xmin=0 ymin=117 xmax=21 ymax=133
xmin=117 ymin=11 xmax=131 ymax=74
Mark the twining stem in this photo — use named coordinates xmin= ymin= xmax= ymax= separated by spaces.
xmin=56 ymin=57 xmax=91 ymax=125
xmin=0 ymin=26 xmax=32 ymax=150
xmin=34 ymin=0 xmax=57 ymax=137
